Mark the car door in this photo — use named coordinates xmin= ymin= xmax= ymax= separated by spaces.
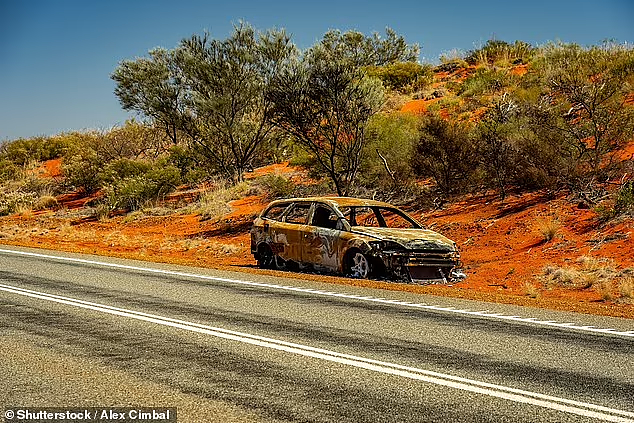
xmin=271 ymin=202 xmax=312 ymax=263
xmin=302 ymin=203 xmax=343 ymax=271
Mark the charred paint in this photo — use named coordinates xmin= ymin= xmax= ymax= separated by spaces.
xmin=250 ymin=197 xmax=465 ymax=284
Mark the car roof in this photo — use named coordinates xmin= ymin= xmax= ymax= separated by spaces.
xmin=266 ymin=196 xmax=396 ymax=209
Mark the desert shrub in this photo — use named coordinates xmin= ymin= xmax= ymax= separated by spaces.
xmin=437 ymin=49 xmax=469 ymax=72
xmin=0 ymin=159 xmax=21 ymax=181
xmin=62 ymin=148 xmax=105 ymax=194
xmin=538 ymin=257 xmax=633 ymax=302
xmin=536 ymin=216 xmax=561 ymax=242
xmin=412 ymin=113 xmax=481 ymax=197
xmin=0 ymin=190 xmax=37 ymax=216
xmin=0 ymin=135 xmax=72 ymax=166
xmin=102 ymin=164 xmax=180 ymax=211
xmin=33 ymin=195 xmax=59 ymax=211
xmin=196 ymin=180 xmax=251 ymax=221
xmin=361 ymin=112 xmax=419 ymax=191
xmin=96 ymin=120 xmax=172 ymax=161
xmin=166 ymin=145 xmax=212 ymax=184
xmin=459 ymin=68 xmax=514 ymax=97
xmin=101 ymin=158 xmax=152 ymax=184
xmin=466 ymin=39 xmax=535 ymax=66
xmin=365 ymin=62 xmax=434 ymax=93
xmin=614 ymin=181 xmax=634 ymax=216
xmin=257 ymin=174 xmax=296 ymax=199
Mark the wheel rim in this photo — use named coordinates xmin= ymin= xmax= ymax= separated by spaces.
xmin=350 ymin=252 xmax=370 ymax=278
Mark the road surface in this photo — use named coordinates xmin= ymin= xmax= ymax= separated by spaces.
xmin=1 ymin=246 xmax=633 ymax=422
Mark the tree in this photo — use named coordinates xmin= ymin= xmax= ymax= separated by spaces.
xmin=475 ymin=95 xmax=519 ymax=199
xmin=176 ymin=24 xmax=296 ymax=182
xmin=529 ymin=42 xmax=634 ymax=189
xmin=320 ymin=27 xmax=420 ymax=67
xmin=112 ymin=23 xmax=296 ymax=183
xmin=412 ymin=114 xmax=480 ymax=197
xmin=267 ymin=44 xmax=384 ymax=196
xmin=112 ymin=48 xmax=185 ymax=145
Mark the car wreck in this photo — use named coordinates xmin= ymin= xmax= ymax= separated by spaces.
xmin=251 ymin=197 xmax=465 ymax=284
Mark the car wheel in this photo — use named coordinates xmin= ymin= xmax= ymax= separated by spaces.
xmin=346 ymin=250 xmax=372 ymax=279
xmin=257 ymin=244 xmax=275 ymax=269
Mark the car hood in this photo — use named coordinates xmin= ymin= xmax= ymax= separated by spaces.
xmin=350 ymin=227 xmax=457 ymax=251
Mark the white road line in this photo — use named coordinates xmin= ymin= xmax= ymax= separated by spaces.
xmin=1 ymin=248 xmax=633 ymax=338
xmin=1 ymin=282 xmax=632 ymax=422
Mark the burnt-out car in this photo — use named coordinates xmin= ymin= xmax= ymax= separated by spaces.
xmin=250 ymin=197 xmax=465 ymax=284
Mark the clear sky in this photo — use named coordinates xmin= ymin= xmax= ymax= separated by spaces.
xmin=1 ymin=0 xmax=633 ymax=141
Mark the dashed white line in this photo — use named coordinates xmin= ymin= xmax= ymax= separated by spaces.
xmin=1 ymin=248 xmax=632 ymax=338
xmin=1 ymin=282 xmax=633 ymax=422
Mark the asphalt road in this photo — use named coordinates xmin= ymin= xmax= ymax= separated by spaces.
xmin=1 ymin=245 xmax=633 ymax=423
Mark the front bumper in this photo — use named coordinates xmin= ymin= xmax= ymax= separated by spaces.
xmin=373 ymin=250 xmax=464 ymax=284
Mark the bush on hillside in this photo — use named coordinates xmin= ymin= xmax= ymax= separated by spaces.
xmin=466 ymin=40 xmax=535 ymax=66
xmin=412 ymin=113 xmax=481 ymax=197
xmin=365 ymin=62 xmax=434 ymax=93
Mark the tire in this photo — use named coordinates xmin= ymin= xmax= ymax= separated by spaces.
xmin=257 ymin=244 xmax=275 ymax=269
xmin=345 ymin=250 xmax=372 ymax=279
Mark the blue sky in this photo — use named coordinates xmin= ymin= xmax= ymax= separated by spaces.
xmin=1 ymin=0 xmax=633 ymax=141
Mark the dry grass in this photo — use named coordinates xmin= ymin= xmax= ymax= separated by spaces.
xmin=538 ymin=256 xmax=634 ymax=302
xmin=537 ymin=216 xmax=561 ymax=242
xmin=619 ymin=275 xmax=634 ymax=299
xmin=195 ymin=181 xmax=250 ymax=221
xmin=524 ymin=282 xmax=541 ymax=299
xmin=34 ymin=195 xmax=59 ymax=211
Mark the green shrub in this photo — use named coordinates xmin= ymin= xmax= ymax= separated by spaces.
xmin=62 ymin=149 xmax=105 ymax=194
xmin=466 ymin=40 xmax=535 ymax=66
xmin=257 ymin=174 xmax=296 ymax=199
xmin=0 ymin=160 xmax=21 ymax=182
xmin=459 ymin=68 xmax=514 ymax=97
xmin=0 ymin=136 xmax=72 ymax=166
xmin=103 ymin=164 xmax=180 ymax=211
xmin=412 ymin=113 xmax=481 ymax=197
xmin=614 ymin=181 xmax=634 ymax=216
xmin=365 ymin=62 xmax=434 ymax=93
xmin=101 ymin=158 xmax=152 ymax=184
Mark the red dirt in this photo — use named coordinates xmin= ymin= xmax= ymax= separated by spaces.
xmin=2 ymin=163 xmax=633 ymax=318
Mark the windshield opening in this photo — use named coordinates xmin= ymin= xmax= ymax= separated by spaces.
xmin=339 ymin=206 xmax=422 ymax=229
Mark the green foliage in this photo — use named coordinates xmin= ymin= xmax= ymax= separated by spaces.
xmin=365 ymin=62 xmax=433 ymax=93
xmin=0 ymin=135 xmax=71 ymax=166
xmin=474 ymin=97 xmax=521 ymax=198
xmin=102 ymin=163 xmax=180 ymax=212
xmin=101 ymin=158 xmax=152 ymax=185
xmin=412 ymin=113 xmax=481 ymax=196
xmin=361 ymin=113 xmax=419 ymax=190
xmin=113 ymin=22 xmax=297 ymax=183
xmin=320 ymin=27 xmax=419 ymax=67
xmin=459 ymin=68 xmax=514 ymax=97
xmin=62 ymin=148 xmax=105 ymax=194
xmin=525 ymin=42 xmax=634 ymax=188
xmin=466 ymin=40 xmax=535 ymax=66
xmin=92 ymin=120 xmax=172 ymax=161
xmin=614 ymin=181 xmax=634 ymax=216
xmin=257 ymin=174 xmax=296 ymax=199
xmin=167 ymin=145 xmax=211 ymax=184
xmin=267 ymin=43 xmax=385 ymax=196
xmin=0 ymin=160 xmax=21 ymax=182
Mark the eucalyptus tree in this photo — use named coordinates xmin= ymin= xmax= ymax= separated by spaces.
xmin=113 ymin=23 xmax=296 ymax=183
xmin=267 ymin=43 xmax=385 ymax=196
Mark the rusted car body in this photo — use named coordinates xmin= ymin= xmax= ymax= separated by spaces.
xmin=250 ymin=197 xmax=465 ymax=284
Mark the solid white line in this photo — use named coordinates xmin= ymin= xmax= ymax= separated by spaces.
xmin=0 ymin=282 xmax=632 ymax=422
xmin=1 ymin=248 xmax=633 ymax=338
